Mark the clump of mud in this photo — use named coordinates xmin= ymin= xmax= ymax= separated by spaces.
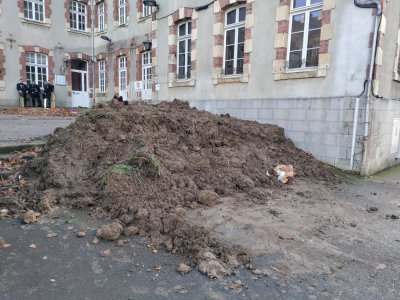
xmin=22 ymin=100 xmax=337 ymax=276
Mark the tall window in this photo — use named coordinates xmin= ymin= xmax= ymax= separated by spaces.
xmin=224 ymin=6 xmax=246 ymax=76
xmin=98 ymin=3 xmax=105 ymax=32
xmin=143 ymin=2 xmax=151 ymax=17
xmin=24 ymin=0 xmax=44 ymax=22
xmin=25 ymin=53 xmax=48 ymax=88
xmin=287 ymin=0 xmax=322 ymax=69
xmin=99 ymin=60 xmax=106 ymax=93
xmin=177 ymin=22 xmax=192 ymax=80
xmin=70 ymin=1 xmax=86 ymax=31
xmin=119 ymin=0 xmax=127 ymax=25
xmin=119 ymin=56 xmax=127 ymax=95
xmin=142 ymin=51 xmax=152 ymax=100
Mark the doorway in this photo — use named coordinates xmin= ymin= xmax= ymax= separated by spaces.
xmin=71 ymin=59 xmax=90 ymax=108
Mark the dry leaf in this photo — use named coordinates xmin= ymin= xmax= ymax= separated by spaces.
xmin=47 ymin=232 xmax=58 ymax=238
xmin=29 ymin=243 xmax=37 ymax=249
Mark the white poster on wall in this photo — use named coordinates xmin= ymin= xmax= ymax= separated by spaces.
xmin=55 ymin=74 xmax=66 ymax=86
xmin=391 ymin=118 xmax=400 ymax=154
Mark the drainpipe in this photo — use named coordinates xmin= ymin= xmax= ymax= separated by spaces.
xmin=91 ymin=0 xmax=95 ymax=107
xmin=353 ymin=0 xmax=382 ymax=175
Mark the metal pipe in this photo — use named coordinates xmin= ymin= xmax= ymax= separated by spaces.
xmin=350 ymin=97 xmax=360 ymax=170
xmin=91 ymin=0 xmax=95 ymax=107
xmin=353 ymin=0 xmax=382 ymax=176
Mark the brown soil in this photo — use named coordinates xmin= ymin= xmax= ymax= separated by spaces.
xmin=21 ymin=100 xmax=338 ymax=276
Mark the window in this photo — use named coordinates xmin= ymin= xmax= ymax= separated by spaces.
xmin=142 ymin=51 xmax=152 ymax=99
xmin=287 ymin=0 xmax=322 ymax=70
xmin=119 ymin=56 xmax=127 ymax=95
xmin=224 ymin=6 xmax=246 ymax=76
xmin=25 ymin=52 xmax=48 ymax=88
xmin=119 ymin=0 xmax=127 ymax=25
xmin=98 ymin=3 xmax=105 ymax=32
xmin=99 ymin=60 xmax=106 ymax=93
xmin=177 ymin=22 xmax=192 ymax=80
xmin=70 ymin=1 xmax=86 ymax=31
xmin=143 ymin=2 xmax=151 ymax=17
xmin=24 ymin=0 xmax=44 ymax=22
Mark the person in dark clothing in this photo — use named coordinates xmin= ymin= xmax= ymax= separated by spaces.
xmin=16 ymin=79 xmax=28 ymax=107
xmin=29 ymin=82 xmax=42 ymax=107
xmin=43 ymin=80 xmax=54 ymax=108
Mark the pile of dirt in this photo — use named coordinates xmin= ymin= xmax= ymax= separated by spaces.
xmin=21 ymin=100 xmax=338 ymax=277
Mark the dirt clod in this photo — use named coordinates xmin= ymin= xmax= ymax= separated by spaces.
xmin=124 ymin=225 xmax=139 ymax=237
xmin=198 ymin=190 xmax=220 ymax=207
xmin=96 ymin=222 xmax=123 ymax=240
xmin=76 ymin=231 xmax=87 ymax=237
xmin=22 ymin=210 xmax=40 ymax=224
xmin=177 ymin=263 xmax=192 ymax=275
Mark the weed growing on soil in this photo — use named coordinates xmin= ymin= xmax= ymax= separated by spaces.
xmin=128 ymin=149 xmax=162 ymax=178
xmin=99 ymin=163 xmax=140 ymax=189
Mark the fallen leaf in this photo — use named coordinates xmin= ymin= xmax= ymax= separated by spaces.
xmin=92 ymin=237 xmax=99 ymax=244
xmin=29 ymin=243 xmax=37 ymax=249
xmin=47 ymin=232 xmax=58 ymax=238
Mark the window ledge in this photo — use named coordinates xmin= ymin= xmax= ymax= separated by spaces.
xmin=169 ymin=79 xmax=195 ymax=88
xmin=20 ymin=18 xmax=51 ymax=28
xmin=66 ymin=28 xmax=92 ymax=36
xmin=274 ymin=68 xmax=327 ymax=80
xmin=137 ymin=15 xmax=151 ymax=23
xmin=212 ymin=74 xmax=249 ymax=85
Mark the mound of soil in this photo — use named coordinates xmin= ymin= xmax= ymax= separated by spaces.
xmin=22 ymin=100 xmax=337 ymax=276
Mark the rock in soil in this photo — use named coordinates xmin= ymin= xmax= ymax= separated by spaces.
xmin=177 ymin=263 xmax=192 ymax=275
xmin=76 ymin=231 xmax=87 ymax=237
xmin=96 ymin=222 xmax=123 ymax=240
xmin=123 ymin=225 xmax=139 ymax=237
xmin=22 ymin=210 xmax=40 ymax=224
xmin=19 ymin=100 xmax=339 ymax=276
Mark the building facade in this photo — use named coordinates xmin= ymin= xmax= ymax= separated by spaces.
xmin=0 ymin=0 xmax=399 ymax=174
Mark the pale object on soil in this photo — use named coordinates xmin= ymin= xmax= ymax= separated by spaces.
xmin=274 ymin=164 xmax=295 ymax=183
xmin=177 ymin=263 xmax=192 ymax=275
xmin=0 ymin=209 xmax=9 ymax=217
xmin=96 ymin=222 xmax=123 ymax=240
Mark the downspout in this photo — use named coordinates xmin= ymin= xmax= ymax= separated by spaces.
xmin=353 ymin=0 xmax=382 ymax=175
xmin=91 ymin=0 xmax=95 ymax=106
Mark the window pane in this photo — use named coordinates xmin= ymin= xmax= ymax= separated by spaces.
xmin=237 ymin=59 xmax=243 ymax=74
xmin=293 ymin=0 xmax=306 ymax=8
xmin=226 ymin=10 xmax=236 ymax=25
xmin=179 ymin=24 xmax=186 ymax=37
xmin=289 ymin=51 xmax=303 ymax=69
xmin=225 ymin=60 xmax=234 ymax=75
xmin=307 ymin=29 xmax=320 ymax=48
xmin=237 ymin=43 xmax=244 ymax=59
xmin=290 ymin=32 xmax=304 ymax=51
xmin=226 ymin=45 xmax=235 ymax=60
xmin=309 ymin=10 xmax=322 ymax=30
xmin=306 ymin=48 xmax=319 ymax=67
xmin=225 ymin=29 xmax=235 ymax=45
xmin=292 ymin=14 xmax=305 ymax=32
xmin=178 ymin=41 xmax=186 ymax=54
xmin=239 ymin=7 xmax=246 ymax=22
xmin=188 ymin=22 xmax=192 ymax=35
xmin=178 ymin=54 xmax=185 ymax=67
xmin=238 ymin=26 xmax=245 ymax=43
xmin=311 ymin=0 xmax=323 ymax=4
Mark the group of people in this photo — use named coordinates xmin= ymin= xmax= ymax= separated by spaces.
xmin=16 ymin=79 xmax=54 ymax=108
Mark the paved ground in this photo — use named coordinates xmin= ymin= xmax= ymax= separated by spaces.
xmin=0 ymin=114 xmax=75 ymax=148
xmin=0 ymin=113 xmax=400 ymax=299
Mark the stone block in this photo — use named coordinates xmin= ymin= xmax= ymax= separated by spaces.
xmin=291 ymin=121 xmax=308 ymax=132
xmin=306 ymin=110 xmax=326 ymax=121
xmin=273 ymin=109 xmax=289 ymax=120
xmin=289 ymin=109 xmax=307 ymax=120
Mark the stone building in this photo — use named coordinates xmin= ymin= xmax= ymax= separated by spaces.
xmin=0 ymin=0 xmax=399 ymax=174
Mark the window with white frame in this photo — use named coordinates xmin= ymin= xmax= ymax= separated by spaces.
xmin=143 ymin=2 xmax=152 ymax=17
xmin=70 ymin=1 xmax=86 ymax=31
xmin=287 ymin=0 xmax=323 ymax=70
xmin=224 ymin=6 xmax=246 ymax=76
xmin=177 ymin=21 xmax=192 ymax=80
xmin=99 ymin=60 xmax=106 ymax=93
xmin=98 ymin=3 xmax=105 ymax=32
xmin=119 ymin=56 xmax=127 ymax=95
xmin=24 ymin=0 xmax=44 ymax=22
xmin=119 ymin=0 xmax=127 ymax=25
xmin=25 ymin=52 xmax=48 ymax=88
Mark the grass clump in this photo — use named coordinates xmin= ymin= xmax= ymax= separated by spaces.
xmin=99 ymin=163 xmax=140 ymax=189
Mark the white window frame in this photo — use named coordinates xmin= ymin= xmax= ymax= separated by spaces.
xmin=24 ymin=0 xmax=45 ymax=22
xmin=70 ymin=0 xmax=87 ymax=32
xmin=286 ymin=0 xmax=323 ymax=71
xmin=98 ymin=60 xmax=106 ymax=93
xmin=98 ymin=2 xmax=105 ymax=32
xmin=177 ymin=21 xmax=192 ymax=80
xmin=143 ymin=2 xmax=152 ymax=17
xmin=25 ymin=52 xmax=48 ymax=88
xmin=119 ymin=0 xmax=127 ymax=25
xmin=119 ymin=56 xmax=127 ymax=95
xmin=223 ymin=6 xmax=246 ymax=76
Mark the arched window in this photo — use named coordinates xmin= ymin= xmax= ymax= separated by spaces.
xmin=177 ymin=21 xmax=192 ymax=80
xmin=223 ymin=6 xmax=246 ymax=76
xmin=25 ymin=52 xmax=48 ymax=88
